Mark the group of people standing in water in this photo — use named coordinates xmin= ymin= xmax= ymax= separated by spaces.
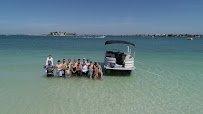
xmin=44 ymin=55 xmax=103 ymax=80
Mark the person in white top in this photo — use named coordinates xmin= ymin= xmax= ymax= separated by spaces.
xmin=45 ymin=55 xmax=54 ymax=66
xmin=82 ymin=58 xmax=86 ymax=64
xmin=86 ymin=59 xmax=90 ymax=66
xmin=82 ymin=64 xmax=88 ymax=72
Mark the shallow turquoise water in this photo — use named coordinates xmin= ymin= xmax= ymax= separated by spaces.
xmin=0 ymin=36 xmax=202 ymax=114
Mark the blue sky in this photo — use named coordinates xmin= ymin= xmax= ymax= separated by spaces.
xmin=0 ymin=0 xmax=202 ymax=35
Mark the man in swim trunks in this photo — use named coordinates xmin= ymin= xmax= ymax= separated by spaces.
xmin=88 ymin=61 xmax=94 ymax=79
xmin=61 ymin=59 xmax=67 ymax=77
xmin=76 ymin=62 xmax=82 ymax=76
xmin=56 ymin=60 xmax=63 ymax=77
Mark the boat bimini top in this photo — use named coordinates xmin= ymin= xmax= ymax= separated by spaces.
xmin=105 ymin=40 xmax=135 ymax=47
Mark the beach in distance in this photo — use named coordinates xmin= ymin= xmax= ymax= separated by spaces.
xmin=0 ymin=35 xmax=202 ymax=114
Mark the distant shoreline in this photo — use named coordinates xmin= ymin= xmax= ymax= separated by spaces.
xmin=0 ymin=34 xmax=202 ymax=38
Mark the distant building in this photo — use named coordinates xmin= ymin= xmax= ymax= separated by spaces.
xmin=48 ymin=31 xmax=77 ymax=36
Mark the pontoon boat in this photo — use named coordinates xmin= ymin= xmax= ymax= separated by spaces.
xmin=104 ymin=40 xmax=135 ymax=74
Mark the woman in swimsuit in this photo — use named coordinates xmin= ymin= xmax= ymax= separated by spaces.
xmin=70 ymin=59 xmax=77 ymax=76
xmin=65 ymin=59 xmax=72 ymax=77
xmin=93 ymin=62 xmax=99 ymax=79
xmin=97 ymin=62 xmax=103 ymax=80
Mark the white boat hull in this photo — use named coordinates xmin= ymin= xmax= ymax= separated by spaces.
xmin=104 ymin=65 xmax=135 ymax=71
xmin=104 ymin=56 xmax=135 ymax=71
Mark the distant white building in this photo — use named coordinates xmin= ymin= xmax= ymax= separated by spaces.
xmin=48 ymin=31 xmax=76 ymax=36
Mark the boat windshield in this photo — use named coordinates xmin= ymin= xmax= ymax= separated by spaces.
xmin=105 ymin=43 xmax=135 ymax=54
